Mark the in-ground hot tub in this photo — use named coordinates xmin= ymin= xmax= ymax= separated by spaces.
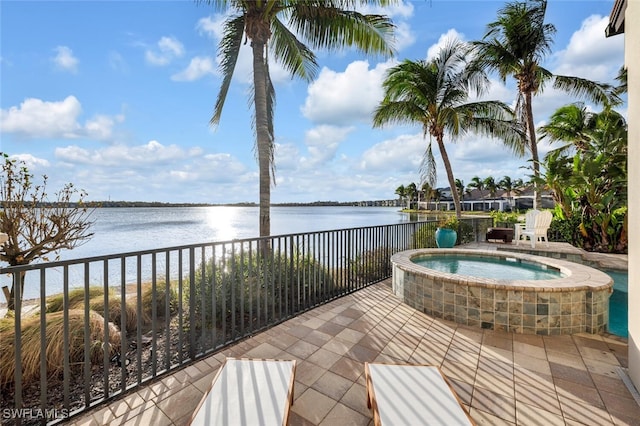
xmin=391 ymin=249 xmax=613 ymax=335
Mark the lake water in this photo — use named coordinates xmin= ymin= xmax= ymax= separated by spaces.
xmin=3 ymin=206 xmax=421 ymax=300
xmin=67 ymin=206 xmax=412 ymax=259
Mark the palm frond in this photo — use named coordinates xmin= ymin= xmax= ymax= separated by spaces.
xmin=552 ymin=75 xmax=621 ymax=107
xmin=270 ymin=17 xmax=318 ymax=82
xmin=289 ymin=3 xmax=395 ymax=57
xmin=211 ymin=14 xmax=245 ymax=126
xmin=420 ymin=140 xmax=438 ymax=188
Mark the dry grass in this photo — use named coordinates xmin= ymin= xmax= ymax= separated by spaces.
xmin=0 ymin=309 xmax=121 ymax=387
xmin=45 ymin=283 xmax=177 ymax=332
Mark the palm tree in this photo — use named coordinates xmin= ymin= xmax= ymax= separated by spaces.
xmin=468 ymin=176 xmax=486 ymax=198
xmin=372 ymin=40 xmax=523 ymax=218
xmin=405 ymin=182 xmax=417 ymax=210
xmin=538 ymin=103 xmax=597 ymax=153
xmin=498 ymin=175 xmax=516 ymax=209
xmin=454 ymin=178 xmax=465 ymax=202
xmin=472 ymin=0 xmax=618 ymax=208
xmin=203 ymin=0 xmax=395 ymax=237
xmin=484 ymin=176 xmax=498 ymax=198
xmin=540 ymin=103 xmax=628 ymax=155
xmin=395 ymin=184 xmax=407 ymax=207
xmin=420 ymin=181 xmax=432 ymax=209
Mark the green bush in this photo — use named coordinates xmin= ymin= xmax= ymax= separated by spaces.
xmin=413 ymin=222 xmax=438 ymax=248
xmin=349 ymin=247 xmax=393 ymax=283
xmin=185 ymin=249 xmax=336 ymax=332
xmin=490 ymin=211 xmax=519 ymax=227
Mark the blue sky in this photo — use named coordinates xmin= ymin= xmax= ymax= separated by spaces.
xmin=0 ymin=1 xmax=625 ymax=204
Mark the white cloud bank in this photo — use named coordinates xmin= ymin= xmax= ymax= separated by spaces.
xmin=0 ymin=96 xmax=122 ymax=141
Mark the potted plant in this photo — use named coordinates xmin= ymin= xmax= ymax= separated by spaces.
xmin=435 ymin=216 xmax=458 ymax=248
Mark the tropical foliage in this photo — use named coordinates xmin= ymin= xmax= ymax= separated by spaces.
xmin=373 ymin=39 xmax=523 ymax=219
xmin=202 ymin=0 xmax=396 ymax=237
xmin=539 ymin=104 xmax=627 ymax=253
xmin=472 ymin=0 xmax=618 ymax=207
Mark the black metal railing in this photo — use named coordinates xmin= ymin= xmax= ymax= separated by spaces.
xmin=0 ymin=217 xmax=491 ymax=425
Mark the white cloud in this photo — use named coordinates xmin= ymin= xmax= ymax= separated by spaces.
xmin=47 ymin=141 xmax=253 ymax=202
xmin=301 ymin=60 xmax=392 ymax=125
xmin=196 ymin=15 xmax=226 ymax=40
xmin=1 ymin=96 xmax=82 ymax=138
xmin=145 ymin=36 xmax=184 ymax=66
xmin=393 ymin=21 xmax=416 ymax=52
xmin=359 ymin=133 xmax=424 ymax=172
xmin=301 ymin=125 xmax=354 ymax=166
xmin=56 ymin=140 xmax=188 ymax=166
xmin=0 ymin=96 xmax=121 ymax=141
xmin=553 ymin=15 xmax=624 ymax=82
xmin=426 ymin=29 xmax=465 ymax=61
xmin=172 ymin=56 xmax=216 ymax=81
xmin=8 ymin=154 xmax=50 ymax=170
xmin=52 ymin=46 xmax=79 ymax=73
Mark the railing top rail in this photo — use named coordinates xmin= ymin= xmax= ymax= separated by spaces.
xmin=0 ymin=220 xmax=449 ymax=274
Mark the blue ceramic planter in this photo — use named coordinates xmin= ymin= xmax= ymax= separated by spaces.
xmin=435 ymin=228 xmax=457 ymax=248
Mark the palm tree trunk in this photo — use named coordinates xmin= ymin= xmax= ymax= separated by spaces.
xmin=525 ymin=91 xmax=541 ymax=209
xmin=436 ymin=137 xmax=462 ymax=218
xmin=252 ymin=41 xmax=271 ymax=238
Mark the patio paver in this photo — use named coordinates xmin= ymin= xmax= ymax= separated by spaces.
xmin=68 ymin=272 xmax=638 ymax=426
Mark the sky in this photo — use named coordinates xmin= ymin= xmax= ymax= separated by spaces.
xmin=0 ymin=0 xmax=626 ymax=204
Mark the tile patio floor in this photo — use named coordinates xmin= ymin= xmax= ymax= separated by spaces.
xmin=69 ymin=243 xmax=638 ymax=426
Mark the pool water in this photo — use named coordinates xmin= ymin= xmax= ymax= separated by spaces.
xmin=412 ymin=255 xmax=564 ymax=280
xmin=607 ymin=270 xmax=628 ymax=338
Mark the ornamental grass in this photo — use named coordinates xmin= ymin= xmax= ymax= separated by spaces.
xmin=0 ymin=309 xmax=121 ymax=387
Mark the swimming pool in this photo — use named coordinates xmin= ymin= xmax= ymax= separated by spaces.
xmin=607 ymin=270 xmax=628 ymax=337
xmin=412 ymin=254 xmax=565 ymax=281
xmin=391 ymin=249 xmax=613 ymax=335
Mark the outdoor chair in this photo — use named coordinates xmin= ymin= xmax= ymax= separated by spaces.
xmin=189 ymin=358 xmax=297 ymax=426
xmin=364 ymin=362 xmax=476 ymax=426
xmin=515 ymin=209 xmax=539 ymax=245
xmin=517 ymin=210 xmax=553 ymax=248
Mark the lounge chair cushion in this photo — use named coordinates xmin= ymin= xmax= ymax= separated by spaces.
xmin=365 ymin=363 xmax=475 ymax=426
xmin=189 ymin=358 xmax=296 ymax=426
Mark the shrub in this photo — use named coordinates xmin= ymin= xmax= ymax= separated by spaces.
xmin=185 ymin=249 xmax=336 ymax=332
xmin=413 ymin=222 xmax=438 ymax=248
xmin=349 ymin=247 xmax=393 ymax=283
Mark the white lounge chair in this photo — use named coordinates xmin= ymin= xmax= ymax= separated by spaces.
xmin=364 ymin=363 xmax=476 ymax=426
xmin=518 ymin=210 xmax=553 ymax=248
xmin=189 ymin=358 xmax=296 ymax=426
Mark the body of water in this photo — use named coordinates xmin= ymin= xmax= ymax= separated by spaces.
xmin=3 ymin=206 xmax=419 ymax=300
xmin=65 ymin=206 xmax=411 ymax=260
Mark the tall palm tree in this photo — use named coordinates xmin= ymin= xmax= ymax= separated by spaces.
xmin=373 ymin=40 xmax=523 ymax=218
xmin=203 ymin=0 xmax=396 ymax=237
xmin=472 ymin=0 xmax=618 ymax=208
